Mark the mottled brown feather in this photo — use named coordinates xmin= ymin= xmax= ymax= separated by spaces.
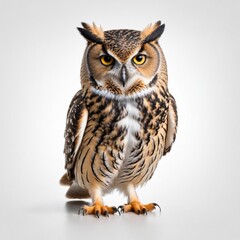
xmin=61 ymin=22 xmax=178 ymax=203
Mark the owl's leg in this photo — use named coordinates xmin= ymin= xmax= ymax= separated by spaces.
xmin=119 ymin=184 xmax=161 ymax=215
xmin=78 ymin=186 xmax=118 ymax=217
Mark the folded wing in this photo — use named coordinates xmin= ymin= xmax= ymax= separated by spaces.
xmin=164 ymin=94 xmax=178 ymax=155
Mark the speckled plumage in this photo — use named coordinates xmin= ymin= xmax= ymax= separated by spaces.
xmin=104 ymin=30 xmax=141 ymax=61
xmin=60 ymin=21 xmax=178 ymax=216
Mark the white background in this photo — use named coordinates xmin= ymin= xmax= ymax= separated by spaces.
xmin=0 ymin=0 xmax=240 ymax=239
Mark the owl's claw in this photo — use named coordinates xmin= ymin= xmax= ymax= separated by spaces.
xmin=153 ymin=203 xmax=161 ymax=212
xmin=78 ymin=203 xmax=118 ymax=217
xmin=118 ymin=205 xmax=124 ymax=213
xmin=103 ymin=211 xmax=109 ymax=217
xmin=113 ymin=206 xmax=121 ymax=215
xmin=78 ymin=207 xmax=87 ymax=216
xmin=142 ymin=208 xmax=147 ymax=215
xmin=95 ymin=210 xmax=100 ymax=218
xmin=118 ymin=201 xmax=161 ymax=215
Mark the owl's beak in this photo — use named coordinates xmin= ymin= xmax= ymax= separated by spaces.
xmin=120 ymin=65 xmax=128 ymax=87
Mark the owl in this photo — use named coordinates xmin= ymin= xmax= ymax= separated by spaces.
xmin=60 ymin=21 xmax=178 ymax=217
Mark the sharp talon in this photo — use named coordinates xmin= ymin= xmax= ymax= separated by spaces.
xmin=153 ymin=203 xmax=161 ymax=212
xmin=117 ymin=209 xmax=121 ymax=215
xmin=142 ymin=208 xmax=147 ymax=215
xmin=112 ymin=207 xmax=117 ymax=213
xmin=104 ymin=211 xmax=109 ymax=217
xmin=95 ymin=211 xmax=100 ymax=218
xmin=112 ymin=207 xmax=121 ymax=215
xmin=78 ymin=208 xmax=84 ymax=215
xmin=78 ymin=208 xmax=87 ymax=216
xmin=118 ymin=206 xmax=124 ymax=213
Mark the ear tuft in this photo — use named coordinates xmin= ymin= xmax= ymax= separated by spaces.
xmin=141 ymin=21 xmax=165 ymax=44
xmin=92 ymin=22 xmax=104 ymax=38
xmin=77 ymin=22 xmax=104 ymax=44
xmin=81 ymin=22 xmax=92 ymax=31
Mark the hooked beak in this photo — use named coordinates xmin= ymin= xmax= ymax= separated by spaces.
xmin=120 ymin=65 xmax=128 ymax=87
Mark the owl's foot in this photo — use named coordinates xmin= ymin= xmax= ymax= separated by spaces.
xmin=78 ymin=203 xmax=119 ymax=218
xmin=118 ymin=201 xmax=161 ymax=215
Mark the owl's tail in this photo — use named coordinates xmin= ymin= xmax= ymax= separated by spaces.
xmin=60 ymin=173 xmax=90 ymax=199
xmin=59 ymin=173 xmax=72 ymax=186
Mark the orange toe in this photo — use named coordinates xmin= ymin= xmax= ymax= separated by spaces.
xmin=119 ymin=201 xmax=161 ymax=215
xmin=78 ymin=203 xmax=119 ymax=217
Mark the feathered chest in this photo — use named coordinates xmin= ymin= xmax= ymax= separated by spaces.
xmin=84 ymin=92 xmax=168 ymax=153
xmin=74 ymin=91 xmax=168 ymax=187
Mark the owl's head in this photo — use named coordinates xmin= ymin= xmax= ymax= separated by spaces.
xmin=78 ymin=21 xmax=165 ymax=99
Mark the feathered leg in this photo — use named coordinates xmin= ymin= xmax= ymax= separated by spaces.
xmin=119 ymin=184 xmax=161 ymax=215
xmin=78 ymin=186 xmax=118 ymax=217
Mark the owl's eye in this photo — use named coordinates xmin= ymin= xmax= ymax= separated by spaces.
xmin=100 ymin=55 xmax=114 ymax=66
xmin=132 ymin=54 xmax=146 ymax=65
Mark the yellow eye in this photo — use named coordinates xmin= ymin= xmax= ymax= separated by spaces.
xmin=100 ymin=55 xmax=114 ymax=66
xmin=132 ymin=54 xmax=146 ymax=65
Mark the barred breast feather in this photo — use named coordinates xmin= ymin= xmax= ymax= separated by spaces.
xmin=62 ymin=84 xmax=177 ymax=194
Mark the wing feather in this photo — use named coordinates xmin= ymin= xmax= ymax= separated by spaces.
xmin=63 ymin=90 xmax=88 ymax=180
xmin=164 ymin=94 xmax=178 ymax=155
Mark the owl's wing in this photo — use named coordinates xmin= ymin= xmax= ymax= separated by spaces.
xmin=164 ymin=94 xmax=178 ymax=155
xmin=63 ymin=89 xmax=88 ymax=181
